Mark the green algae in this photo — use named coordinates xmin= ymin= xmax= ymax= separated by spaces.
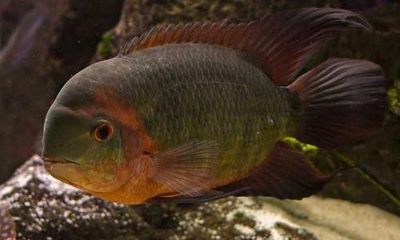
xmin=96 ymin=32 xmax=114 ymax=58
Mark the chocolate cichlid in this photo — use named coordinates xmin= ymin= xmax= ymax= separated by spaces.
xmin=42 ymin=8 xmax=387 ymax=204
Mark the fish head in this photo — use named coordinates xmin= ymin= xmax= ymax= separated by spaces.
xmin=42 ymin=103 xmax=130 ymax=193
xmin=42 ymin=62 xmax=144 ymax=194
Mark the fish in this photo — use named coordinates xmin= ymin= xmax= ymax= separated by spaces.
xmin=42 ymin=8 xmax=387 ymax=204
xmin=0 ymin=202 xmax=16 ymax=240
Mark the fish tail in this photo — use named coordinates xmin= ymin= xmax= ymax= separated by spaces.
xmin=287 ymin=58 xmax=387 ymax=148
xmin=223 ymin=59 xmax=387 ymax=200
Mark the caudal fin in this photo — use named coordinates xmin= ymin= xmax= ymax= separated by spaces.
xmin=288 ymin=58 xmax=387 ymax=148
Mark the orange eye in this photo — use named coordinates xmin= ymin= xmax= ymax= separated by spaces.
xmin=91 ymin=121 xmax=114 ymax=142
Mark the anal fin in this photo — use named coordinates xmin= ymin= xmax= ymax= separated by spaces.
xmin=221 ymin=141 xmax=332 ymax=200
xmin=148 ymin=141 xmax=331 ymax=203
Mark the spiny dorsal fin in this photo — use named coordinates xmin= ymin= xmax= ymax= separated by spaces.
xmin=120 ymin=8 xmax=371 ymax=85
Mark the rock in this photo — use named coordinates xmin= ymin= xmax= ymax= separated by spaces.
xmin=254 ymin=198 xmax=400 ymax=240
xmin=2 ymin=0 xmax=399 ymax=214
xmin=0 ymin=0 xmax=124 ymax=183
xmin=0 ymin=201 xmax=16 ymax=240
xmin=1 ymin=156 xmax=400 ymax=240
xmin=1 ymin=1 xmax=400 ymax=238
xmin=0 ymin=0 xmax=68 ymax=184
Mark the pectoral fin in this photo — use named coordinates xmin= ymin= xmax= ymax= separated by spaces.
xmin=148 ymin=141 xmax=219 ymax=197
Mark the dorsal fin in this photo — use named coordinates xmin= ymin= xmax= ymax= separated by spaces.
xmin=120 ymin=8 xmax=371 ymax=85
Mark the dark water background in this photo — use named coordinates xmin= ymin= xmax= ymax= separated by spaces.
xmin=0 ymin=0 xmax=399 ymax=216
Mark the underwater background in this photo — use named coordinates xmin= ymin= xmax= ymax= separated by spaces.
xmin=0 ymin=0 xmax=399 ymax=239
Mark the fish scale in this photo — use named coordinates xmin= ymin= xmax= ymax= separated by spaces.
xmin=109 ymin=43 xmax=296 ymax=182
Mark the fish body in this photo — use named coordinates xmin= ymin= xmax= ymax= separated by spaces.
xmin=42 ymin=8 xmax=387 ymax=204
xmin=48 ymin=44 xmax=296 ymax=202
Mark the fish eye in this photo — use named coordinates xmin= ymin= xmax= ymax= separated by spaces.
xmin=91 ymin=120 xmax=114 ymax=142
